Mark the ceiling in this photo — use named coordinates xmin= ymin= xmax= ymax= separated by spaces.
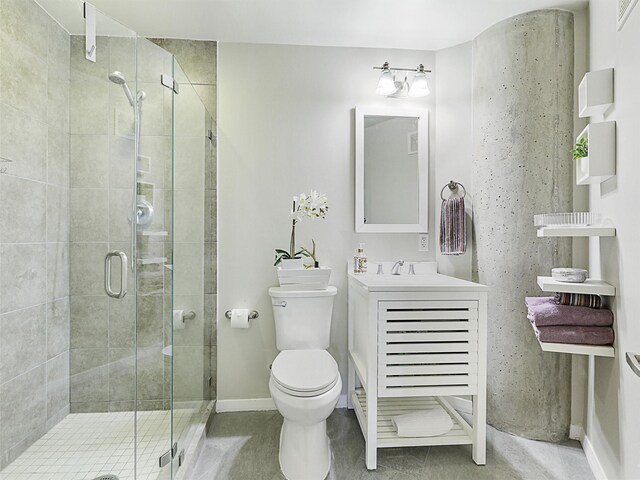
xmin=39 ymin=0 xmax=587 ymax=51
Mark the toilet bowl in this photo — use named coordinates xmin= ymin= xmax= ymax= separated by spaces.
xmin=269 ymin=349 xmax=342 ymax=480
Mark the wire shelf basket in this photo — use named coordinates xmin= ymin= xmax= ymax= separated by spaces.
xmin=534 ymin=212 xmax=601 ymax=227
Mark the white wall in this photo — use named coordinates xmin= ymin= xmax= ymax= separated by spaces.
xmin=435 ymin=42 xmax=473 ymax=280
xmin=585 ymin=1 xmax=640 ymax=478
xmin=217 ymin=43 xmax=438 ymax=401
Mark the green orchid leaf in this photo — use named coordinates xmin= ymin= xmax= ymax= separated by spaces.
xmin=274 ymin=248 xmax=293 ymax=266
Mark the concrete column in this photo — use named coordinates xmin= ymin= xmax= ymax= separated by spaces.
xmin=472 ymin=10 xmax=574 ymax=441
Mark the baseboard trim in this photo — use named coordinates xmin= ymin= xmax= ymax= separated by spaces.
xmin=216 ymin=398 xmax=276 ymax=412
xmin=582 ymin=433 xmax=608 ymax=480
xmin=569 ymin=424 xmax=585 ymax=441
xmin=448 ymin=396 xmax=472 ymax=415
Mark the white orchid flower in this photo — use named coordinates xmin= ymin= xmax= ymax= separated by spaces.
xmin=294 ymin=190 xmax=328 ymax=221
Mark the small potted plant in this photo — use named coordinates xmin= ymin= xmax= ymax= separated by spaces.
xmin=275 ymin=191 xmax=331 ymax=289
xmin=571 ymin=136 xmax=589 ymax=181
xmin=571 ymin=136 xmax=588 ymax=160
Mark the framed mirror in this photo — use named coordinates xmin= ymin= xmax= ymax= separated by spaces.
xmin=355 ymin=106 xmax=428 ymax=233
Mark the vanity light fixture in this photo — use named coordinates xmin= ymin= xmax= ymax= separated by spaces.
xmin=374 ymin=62 xmax=431 ymax=98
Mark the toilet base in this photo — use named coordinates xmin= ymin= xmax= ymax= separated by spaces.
xmin=278 ymin=419 xmax=331 ymax=480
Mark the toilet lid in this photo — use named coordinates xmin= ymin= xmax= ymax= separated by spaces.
xmin=271 ymin=350 xmax=339 ymax=396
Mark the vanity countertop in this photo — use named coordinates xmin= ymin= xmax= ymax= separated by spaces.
xmin=348 ymin=271 xmax=488 ymax=292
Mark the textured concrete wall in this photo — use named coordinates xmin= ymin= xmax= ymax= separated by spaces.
xmin=472 ymin=10 xmax=574 ymax=441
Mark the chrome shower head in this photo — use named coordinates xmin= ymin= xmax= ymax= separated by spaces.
xmin=108 ymin=70 xmax=135 ymax=107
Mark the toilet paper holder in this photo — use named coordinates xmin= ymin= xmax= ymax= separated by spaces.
xmin=225 ymin=310 xmax=259 ymax=321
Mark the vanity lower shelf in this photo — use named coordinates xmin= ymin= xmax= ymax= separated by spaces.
xmin=351 ymin=389 xmax=473 ymax=448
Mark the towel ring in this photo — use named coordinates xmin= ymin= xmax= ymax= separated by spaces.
xmin=440 ymin=180 xmax=466 ymax=201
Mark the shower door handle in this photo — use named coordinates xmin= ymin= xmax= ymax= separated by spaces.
xmin=105 ymin=251 xmax=128 ymax=299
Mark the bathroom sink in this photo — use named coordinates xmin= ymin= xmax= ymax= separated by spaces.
xmin=348 ymin=262 xmax=488 ymax=292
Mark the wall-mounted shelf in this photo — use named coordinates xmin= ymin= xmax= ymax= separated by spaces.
xmin=536 ymin=226 xmax=616 ymax=237
xmin=579 ymin=68 xmax=613 ymax=117
xmin=537 ymin=276 xmax=616 ymax=296
xmin=137 ymin=155 xmax=151 ymax=174
xmin=530 ymin=322 xmax=615 ymax=357
xmin=139 ymin=230 xmax=168 ymax=237
xmin=575 ymin=122 xmax=616 ymax=185
xmin=137 ymin=257 xmax=167 ymax=266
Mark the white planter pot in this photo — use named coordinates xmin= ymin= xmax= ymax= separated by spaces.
xmin=277 ymin=267 xmax=332 ymax=290
xmin=279 ymin=258 xmax=304 ymax=270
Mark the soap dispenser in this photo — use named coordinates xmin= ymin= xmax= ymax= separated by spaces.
xmin=354 ymin=243 xmax=367 ymax=274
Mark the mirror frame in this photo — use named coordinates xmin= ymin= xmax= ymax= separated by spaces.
xmin=354 ymin=106 xmax=429 ymax=233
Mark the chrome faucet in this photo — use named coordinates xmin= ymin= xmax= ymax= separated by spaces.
xmin=390 ymin=260 xmax=405 ymax=275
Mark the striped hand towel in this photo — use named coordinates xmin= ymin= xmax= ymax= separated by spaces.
xmin=439 ymin=196 xmax=466 ymax=255
xmin=555 ymin=293 xmax=603 ymax=309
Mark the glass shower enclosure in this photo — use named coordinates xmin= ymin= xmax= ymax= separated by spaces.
xmin=0 ymin=1 xmax=214 ymax=479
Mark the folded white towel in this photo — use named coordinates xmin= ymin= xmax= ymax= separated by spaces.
xmin=391 ymin=407 xmax=454 ymax=437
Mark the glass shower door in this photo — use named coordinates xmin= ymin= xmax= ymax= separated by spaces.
xmin=67 ymin=5 xmax=146 ymax=480
xmin=134 ymin=35 xmax=175 ymax=479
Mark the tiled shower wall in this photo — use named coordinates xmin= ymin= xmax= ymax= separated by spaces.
xmin=151 ymin=39 xmax=217 ymax=400
xmin=0 ymin=0 xmax=71 ymax=467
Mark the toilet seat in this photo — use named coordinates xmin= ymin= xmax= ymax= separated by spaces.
xmin=271 ymin=350 xmax=339 ymax=398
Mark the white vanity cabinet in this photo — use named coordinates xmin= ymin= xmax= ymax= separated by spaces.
xmin=347 ymin=270 xmax=488 ymax=469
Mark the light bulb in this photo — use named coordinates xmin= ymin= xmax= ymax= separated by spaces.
xmin=409 ymin=64 xmax=430 ymax=97
xmin=376 ymin=63 xmax=397 ymax=96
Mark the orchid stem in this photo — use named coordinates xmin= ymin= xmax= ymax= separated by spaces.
xmin=289 ymin=220 xmax=296 ymax=257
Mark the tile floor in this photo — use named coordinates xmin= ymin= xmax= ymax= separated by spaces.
xmin=0 ymin=409 xmax=193 ymax=480
xmin=190 ymin=409 xmax=595 ymax=480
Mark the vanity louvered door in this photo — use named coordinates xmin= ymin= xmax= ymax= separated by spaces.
xmin=378 ymin=300 xmax=479 ymax=397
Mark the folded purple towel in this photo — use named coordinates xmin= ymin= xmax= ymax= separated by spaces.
xmin=525 ymin=297 xmax=556 ymax=307
xmin=527 ymin=302 xmax=613 ymax=327
xmin=532 ymin=324 xmax=614 ymax=345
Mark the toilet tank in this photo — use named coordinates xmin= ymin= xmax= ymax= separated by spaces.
xmin=269 ymin=286 xmax=337 ymax=350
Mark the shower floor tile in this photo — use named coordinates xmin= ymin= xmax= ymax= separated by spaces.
xmin=0 ymin=409 xmax=193 ymax=480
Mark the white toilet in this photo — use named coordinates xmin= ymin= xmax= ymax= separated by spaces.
xmin=268 ymin=286 xmax=341 ymax=480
